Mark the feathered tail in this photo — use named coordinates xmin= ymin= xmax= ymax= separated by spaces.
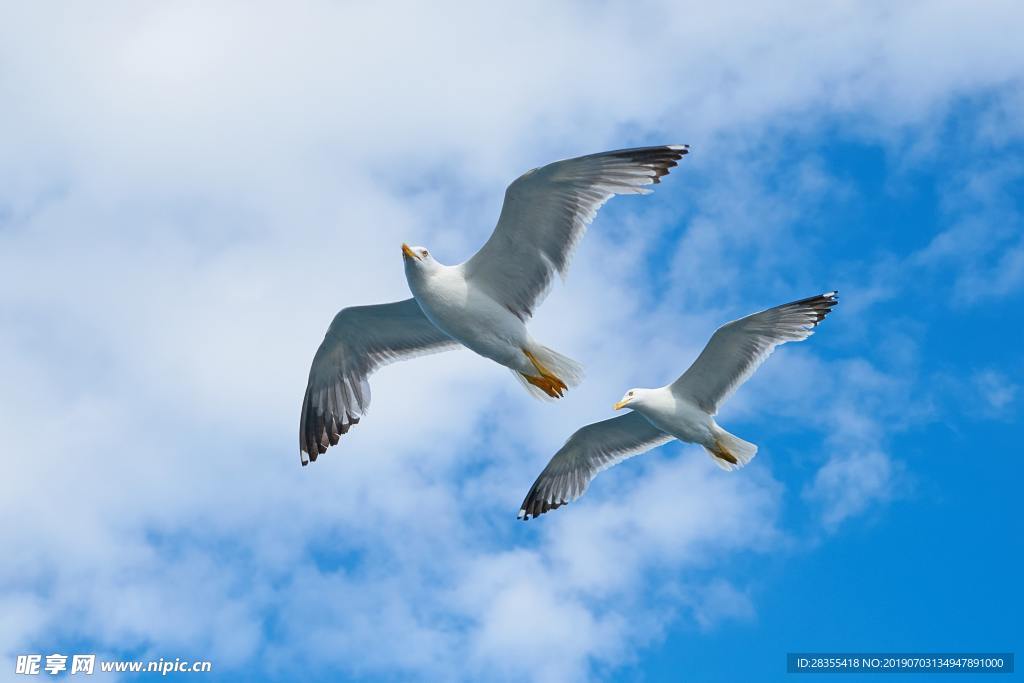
xmin=704 ymin=426 xmax=758 ymax=472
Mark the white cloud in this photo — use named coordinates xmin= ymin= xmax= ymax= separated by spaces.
xmin=688 ymin=579 xmax=756 ymax=632
xmin=973 ymin=369 xmax=1018 ymax=417
xmin=2 ymin=1 xmax=1022 ymax=680
xmin=912 ymin=155 xmax=1024 ymax=305
xmin=803 ymin=450 xmax=901 ymax=531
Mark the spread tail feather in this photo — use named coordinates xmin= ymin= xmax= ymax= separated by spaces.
xmin=514 ymin=345 xmax=584 ymax=401
xmin=705 ymin=427 xmax=758 ymax=472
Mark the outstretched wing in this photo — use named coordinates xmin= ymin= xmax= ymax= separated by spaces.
xmin=518 ymin=412 xmax=673 ymax=520
xmin=671 ymin=291 xmax=839 ymax=415
xmin=299 ymin=298 xmax=459 ymax=464
xmin=464 ymin=145 xmax=689 ymax=321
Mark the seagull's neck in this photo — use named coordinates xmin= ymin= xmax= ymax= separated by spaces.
xmin=404 ymin=261 xmax=458 ymax=299
xmin=632 ymin=387 xmax=675 ymax=418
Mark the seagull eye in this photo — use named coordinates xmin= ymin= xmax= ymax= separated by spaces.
xmin=421 ymin=250 xmax=428 ymax=257
xmin=628 ymin=391 xmax=634 ymax=397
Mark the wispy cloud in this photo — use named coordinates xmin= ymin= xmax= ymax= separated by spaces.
xmin=973 ymin=369 xmax=1019 ymax=417
xmin=803 ymin=449 xmax=902 ymax=531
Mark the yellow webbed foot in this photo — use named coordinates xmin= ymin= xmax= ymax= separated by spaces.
xmin=712 ymin=439 xmax=739 ymax=465
xmin=522 ymin=349 xmax=569 ymax=394
xmin=522 ymin=372 xmax=565 ymax=398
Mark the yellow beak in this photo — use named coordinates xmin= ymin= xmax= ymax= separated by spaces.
xmin=402 ymin=243 xmax=418 ymax=260
xmin=613 ymin=399 xmax=629 ymax=410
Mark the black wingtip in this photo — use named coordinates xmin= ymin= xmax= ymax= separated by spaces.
xmin=516 ymin=494 xmax=566 ymax=521
xmin=810 ymin=290 xmax=839 ymax=324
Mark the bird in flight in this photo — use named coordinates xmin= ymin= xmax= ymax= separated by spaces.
xmin=299 ymin=145 xmax=690 ymax=465
xmin=518 ymin=291 xmax=838 ymax=519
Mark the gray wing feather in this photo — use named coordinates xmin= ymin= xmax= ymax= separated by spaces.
xmin=299 ymin=298 xmax=458 ymax=465
xmin=518 ymin=412 xmax=673 ymax=520
xmin=670 ymin=292 xmax=839 ymax=414
xmin=465 ymin=145 xmax=689 ymax=321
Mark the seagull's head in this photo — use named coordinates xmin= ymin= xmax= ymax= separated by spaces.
xmin=613 ymin=388 xmax=648 ymax=411
xmin=402 ymin=243 xmax=438 ymax=271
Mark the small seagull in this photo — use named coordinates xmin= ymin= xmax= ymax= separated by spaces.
xmin=518 ymin=291 xmax=839 ymax=519
xmin=299 ymin=145 xmax=690 ymax=465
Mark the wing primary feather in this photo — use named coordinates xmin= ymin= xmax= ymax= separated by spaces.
xmin=298 ymin=299 xmax=459 ymax=464
xmin=466 ymin=145 xmax=690 ymax=321
xmin=518 ymin=412 xmax=672 ymax=520
xmin=670 ymin=291 xmax=838 ymax=414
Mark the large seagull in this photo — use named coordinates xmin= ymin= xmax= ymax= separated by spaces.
xmin=518 ymin=291 xmax=838 ymax=519
xmin=299 ymin=145 xmax=689 ymax=465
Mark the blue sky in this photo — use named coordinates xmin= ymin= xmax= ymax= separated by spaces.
xmin=1 ymin=3 xmax=1022 ymax=682
xmin=620 ymin=120 xmax=1024 ymax=681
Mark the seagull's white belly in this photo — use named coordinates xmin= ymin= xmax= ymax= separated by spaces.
xmin=642 ymin=397 xmax=716 ymax=446
xmin=408 ymin=269 xmax=529 ymax=370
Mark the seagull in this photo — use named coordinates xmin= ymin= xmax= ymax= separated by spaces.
xmin=518 ymin=291 xmax=838 ymax=519
xmin=299 ymin=145 xmax=690 ymax=465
